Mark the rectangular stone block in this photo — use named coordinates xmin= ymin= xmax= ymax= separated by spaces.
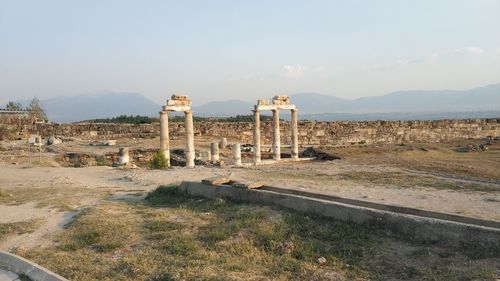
xmin=202 ymin=176 xmax=232 ymax=186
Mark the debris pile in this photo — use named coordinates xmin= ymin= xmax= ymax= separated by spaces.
xmin=299 ymin=147 xmax=341 ymax=160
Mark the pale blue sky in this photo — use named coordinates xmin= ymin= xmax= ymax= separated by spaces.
xmin=1 ymin=0 xmax=499 ymax=105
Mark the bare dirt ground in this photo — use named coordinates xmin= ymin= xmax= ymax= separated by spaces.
xmin=0 ymin=136 xmax=499 ymax=280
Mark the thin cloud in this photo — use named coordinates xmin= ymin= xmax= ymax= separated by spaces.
xmin=360 ymin=54 xmax=438 ymax=72
xmin=281 ymin=64 xmax=308 ymax=78
xmin=454 ymin=47 xmax=485 ymax=55
xmin=466 ymin=47 xmax=484 ymax=55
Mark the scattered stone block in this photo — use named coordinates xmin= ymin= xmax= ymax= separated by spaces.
xmin=201 ymin=176 xmax=232 ymax=186
xmin=231 ymin=180 xmax=265 ymax=189
xmin=257 ymin=99 xmax=269 ymax=105
xmin=219 ymin=137 xmax=228 ymax=149
xmin=272 ymin=95 xmax=290 ymax=105
xmin=317 ymin=256 xmax=327 ymax=265
xmin=46 ymin=136 xmax=62 ymax=145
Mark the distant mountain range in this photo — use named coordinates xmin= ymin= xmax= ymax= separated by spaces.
xmin=19 ymin=92 xmax=160 ymax=122
xmin=193 ymin=87 xmax=500 ymax=120
xmin=14 ymin=83 xmax=500 ymax=122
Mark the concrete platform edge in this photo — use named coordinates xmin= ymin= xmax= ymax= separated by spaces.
xmin=0 ymin=251 xmax=68 ymax=281
xmin=179 ymin=181 xmax=500 ymax=251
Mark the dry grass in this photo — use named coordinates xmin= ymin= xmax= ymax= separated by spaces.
xmin=16 ymin=185 xmax=500 ymax=281
xmin=338 ymin=171 xmax=500 ymax=192
xmin=326 ymin=140 xmax=500 ymax=181
xmin=0 ymin=186 xmax=111 ymax=211
xmin=0 ymin=219 xmax=44 ymax=241
xmin=248 ymin=168 xmax=499 ymax=192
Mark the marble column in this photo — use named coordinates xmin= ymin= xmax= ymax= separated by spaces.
xmin=119 ymin=147 xmax=130 ymax=165
xmin=272 ymin=109 xmax=281 ymax=161
xmin=253 ymin=110 xmax=261 ymax=164
xmin=184 ymin=110 xmax=195 ymax=168
xmin=210 ymin=142 xmax=220 ymax=161
xmin=291 ymin=109 xmax=299 ymax=160
xmin=232 ymin=143 xmax=242 ymax=166
xmin=159 ymin=111 xmax=170 ymax=167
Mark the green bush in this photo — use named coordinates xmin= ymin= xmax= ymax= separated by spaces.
xmin=151 ymin=150 xmax=169 ymax=169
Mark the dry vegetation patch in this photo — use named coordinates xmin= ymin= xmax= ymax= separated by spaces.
xmin=15 ymin=185 xmax=500 ymax=281
xmin=326 ymin=140 xmax=500 ymax=182
xmin=0 ymin=186 xmax=112 ymax=211
xmin=0 ymin=219 xmax=44 ymax=241
xmin=338 ymin=171 xmax=500 ymax=192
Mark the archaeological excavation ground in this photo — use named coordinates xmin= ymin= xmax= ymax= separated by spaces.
xmin=0 ymin=99 xmax=499 ymax=281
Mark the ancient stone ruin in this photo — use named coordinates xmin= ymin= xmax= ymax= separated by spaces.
xmin=159 ymin=95 xmax=195 ymax=168
xmin=253 ymin=95 xmax=299 ymax=164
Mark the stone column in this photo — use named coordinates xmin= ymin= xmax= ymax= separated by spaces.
xmin=159 ymin=111 xmax=170 ymax=167
xmin=232 ymin=143 xmax=241 ymax=166
xmin=291 ymin=109 xmax=299 ymax=160
xmin=184 ymin=110 xmax=195 ymax=168
xmin=272 ymin=109 xmax=281 ymax=161
xmin=253 ymin=110 xmax=261 ymax=164
xmin=210 ymin=142 xmax=220 ymax=161
xmin=119 ymin=147 xmax=130 ymax=165
xmin=219 ymin=137 xmax=227 ymax=149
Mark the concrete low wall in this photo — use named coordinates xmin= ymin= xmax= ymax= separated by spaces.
xmin=0 ymin=251 xmax=68 ymax=281
xmin=180 ymin=181 xmax=500 ymax=252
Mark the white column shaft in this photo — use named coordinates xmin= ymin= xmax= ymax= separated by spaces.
xmin=253 ymin=110 xmax=261 ymax=164
xmin=232 ymin=143 xmax=242 ymax=166
xmin=291 ymin=109 xmax=299 ymax=160
xmin=159 ymin=111 xmax=170 ymax=167
xmin=272 ymin=109 xmax=281 ymax=161
xmin=184 ymin=110 xmax=195 ymax=168
xmin=210 ymin=142 xmax=220 ymax=161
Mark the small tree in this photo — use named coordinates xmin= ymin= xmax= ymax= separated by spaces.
xmin=151 ymin=150 xmax=169 ymax=169
xmin=28 ymin=97 xmax=47 ymax=121
xmin=5 ymin=101 xmax=23 ymax=110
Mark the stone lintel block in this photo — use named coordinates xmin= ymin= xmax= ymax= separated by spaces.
xmin=276 ymin=104 xmax=296 ymax=110
xmin=167 ymin=99 xmax=192 ymax=106
xmin=255 ymin=104 xmax=296 ymax=111
xmin=164 ymin=105 xmax=191 ymax=112
xmin=257 ymin=99 xmax=269 ymax=105
xmin=255 ymin=104 xmax=277 ymax=111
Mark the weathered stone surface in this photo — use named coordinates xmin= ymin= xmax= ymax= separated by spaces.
xmin=2 ymin=119 xmax=499 ymax=146
xmin=257 ymin=99 xmax=269 ymax=105
xmin=118 ymin=147 xmax=130 ymax=164
xmin=272 ymin=95 xmax=290 ymax=105
xmin=201 ymin=176 xmax=232 ymax=186
xmin=166 ymin=94 xmax=192 ymax=107
xmin=232 ymin=180 xmax=265 ymax=189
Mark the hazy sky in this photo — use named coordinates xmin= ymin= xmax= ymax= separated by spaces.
xmin=1 ymin=0 xmax=499 ymax=105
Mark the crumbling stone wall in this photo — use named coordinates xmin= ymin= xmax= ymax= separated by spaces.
xmin=2 ymin=119 xmax=499 ymax=146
